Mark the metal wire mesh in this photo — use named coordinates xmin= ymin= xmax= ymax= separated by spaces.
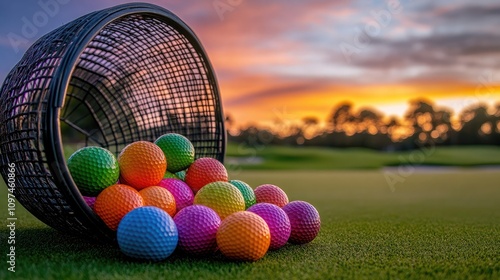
xmin=0 ymin=4 xmax=225 ymax=241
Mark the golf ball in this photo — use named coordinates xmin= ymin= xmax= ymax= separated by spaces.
xmin=174 ymin=205 xmax=221 ymax=255
xmin=94 ymin=184 xmax=144 ymax=230
xmin=175 ymin=170 xmax=186 ymax=181
xmin=117 ymin=141 xmax=166 ymax=190
xmin=216 ymin=211 xmax=270 ymax=261
xmin=193 ymin=181 xmax=245 ymax=220
xmin=139 ymin=186 xmax=176 ymax=217
xmin=254 ymin=184 xmax=289 ymax=207
xmin=282 ymin=201 xmax=321 ymax=244
xmin=163 ymin=171 xmax=180 ymax=179
xmin=155 ymin=133 xmax=195 ymax=173
xmin=67 ymin=146 xmax=119 ymax=196
xmin=229 ymin=180 xmax=256 ymax=209
xmin=117 ymin=206 xmax=178 ymax=261
xmin=83 ymin=196 xmax=96 ymax=210
xmin=185 ymin=158 xmax=228 ymax=193
xmin=158 ymin=178 xmax=194 ymax=213
xmin=247 ymin=203 xmax=291 ymax=250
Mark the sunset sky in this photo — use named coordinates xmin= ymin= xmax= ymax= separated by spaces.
xmin=1 ymin=0 xmax=499 ymax=125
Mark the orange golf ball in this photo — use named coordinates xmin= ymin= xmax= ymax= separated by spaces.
xmin=139 ymin=186 xmax=176 ymax=217
xmin=94 ymin=184 xmax=144 ymax=230
xmin=117 ymin=141 xmax=167 ymax=190
xmin=216 ymin=211 xmax=270 ymax=261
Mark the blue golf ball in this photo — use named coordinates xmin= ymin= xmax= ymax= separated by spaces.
xmin=117 ymin=206 xmax=178 ymax=261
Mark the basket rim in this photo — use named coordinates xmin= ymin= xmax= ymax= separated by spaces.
xmin=44 ymin=2 xmax=226 ymax=241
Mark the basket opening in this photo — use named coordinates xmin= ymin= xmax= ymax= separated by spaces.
xmin=60 ymin=14 xmax=221 ymax=157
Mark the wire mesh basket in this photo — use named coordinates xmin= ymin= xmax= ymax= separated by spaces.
xmin=0 ymin=3 xmax=225 ymax=241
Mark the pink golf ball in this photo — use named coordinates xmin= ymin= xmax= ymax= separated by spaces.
xmin=247 ymin=203 xmax=291 ymax=250
xmin=83 ymin=196 xmax=96 ymax=209
xmin=282 ymin=201 xmax=321 ymax=244
xmin=158 ymin=178 xmax=194 ymax=213
xmin=173 ymin=205 xmax=221 ymax=255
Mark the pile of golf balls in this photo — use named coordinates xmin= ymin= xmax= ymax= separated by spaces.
xmin=67 ymin=133 xmax=321 ymax=262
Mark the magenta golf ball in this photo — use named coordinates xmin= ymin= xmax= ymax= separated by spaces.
xmin=158 ymin=178 xmax=194 ymax=213
xmin=173 ymin=205 xmax=221 ymax=255
xmin=247 ymin=203 xmax=291 ymax=250
xmin=282 ymin=201 xmax=320 ymax=244
xmin=83 ymin=196 xmax=96 ymax=209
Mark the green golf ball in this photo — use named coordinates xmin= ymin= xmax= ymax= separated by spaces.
xmin=229 ymin=180 xmax=256 ymax=209
xmin=155 ymin=134 xmax=195 ymax=173
xmin=164 ymin=171 xmax=180 ymax=179
xmin=68 ymin=146 xmax=120 ymax=196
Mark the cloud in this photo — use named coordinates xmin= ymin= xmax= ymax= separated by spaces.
xmin=336 ymin=2 xmax=500 ymax=83
xmin=226 ymin=81 xmax=329 ymax=107
xmin=1 ymin=0 xmax=498 ymax=124
xmin=353 ymin=32 xmax=500 ymax=67
xmin=437 ymin=4 xmax=500 ymax=22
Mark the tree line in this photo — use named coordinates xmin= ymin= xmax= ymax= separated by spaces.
xmin=227 ymin=99 xmax=500 ymax=151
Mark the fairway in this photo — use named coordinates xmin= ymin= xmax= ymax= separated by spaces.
xmin=1 ymin=170 xmax=499 ymax=279
xmin=225 ymin=144 xmax=500 ymax=170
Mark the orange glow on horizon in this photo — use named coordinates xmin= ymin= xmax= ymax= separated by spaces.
xmin=221 ymin=81 xmax=500 ymax=126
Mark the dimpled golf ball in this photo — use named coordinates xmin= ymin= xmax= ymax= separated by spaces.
xmin=94 ymin=184 xmax=144 ymax=230
xmin=158 ymin=178 xmax=194 ymax=213
xmin=117 ymin=141 xmax=166 ymax=190
xmin=229 ymin=180 xmax=256 ymax=209
xmin=175 ymin=170 xmax=186 ymax=181
xmin=83 ymin=196 xmax=96 ymax=210
xmin=185 ymin=158 xmax=228 ymax=193
xmin=254 ymin=184 xmax=289 ymax=208
xmin=164 ymin=171 xmax=180 ymax=179
xmin=247 ymin=203 xmax=291 ymax=250
xmin=139 ymin=186 xmax=176 ymax=217
xmin=155 ymin=133 xmax=195 ymax=173
xmin=282 ymin=201 xmax=321 ymax=244
xmin=193 ymin=181 xmax=245 ymax=220
xmin=67 ymin=146 xmax=120 ymax=196
xmin=117 ymin=206 xmax=178 ymax=261
xmin=217 ymin=211 xmax=270 ymax=261
xmin=174 ymin=205 xmax=221 ymax=255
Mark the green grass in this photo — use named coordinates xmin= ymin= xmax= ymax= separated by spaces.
xmin=1 ymin=170 xmax=499 ymax=279
xmin=226 ymin=143 xmax=500 ymax=170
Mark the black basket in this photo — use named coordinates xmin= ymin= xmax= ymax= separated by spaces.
xmin=0 ymin=3 xmax=225 ymax=241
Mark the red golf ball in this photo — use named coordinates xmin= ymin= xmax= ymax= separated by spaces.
xmin=158 ymin=178 xmax=194 ymax=213
xmin=174 ymin=205 xmax=221 ymax=255
xmin=185 ymin=158 xmax=228 ymax=193
xmin=254 ymin=184 xmax=289 ymax=207
xmin=247 ymin=203 xmax=291 ymax=250
xmin=282 ymin=201 xmax=321 ymax=244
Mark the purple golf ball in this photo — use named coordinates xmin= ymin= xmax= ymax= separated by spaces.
xmin=173 ymin=205 xmax=221 ymax=255
xmin=247 ymin=203 xmax=291 ymax=250
xmin=282 ymin=201 xmax=321 ymax=244
xmin=159 ymin=178 xmax=194 ymax=213
xmin=83 ymin=196 xmax=96 ymax=209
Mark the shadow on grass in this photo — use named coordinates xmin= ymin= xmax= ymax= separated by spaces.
xmin=0 ymin=227 xmax=122 ymax=261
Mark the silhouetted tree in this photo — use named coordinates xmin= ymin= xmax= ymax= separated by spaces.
xmin=227 ymin=100 xmax=499 ymax=150
xmin=328 ymin=102 xmax=354 ymax=131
